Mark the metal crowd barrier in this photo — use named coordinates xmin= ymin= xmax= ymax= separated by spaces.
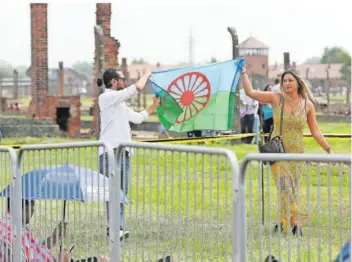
xmin=110 ymin=142 xmax=239 ymax=262
xmin=0 ymin=147 xmax=21 ymax=262
xmin=1 ymin=141 xmax=240 ymax=261
xmin=18 ymin=141 xmax=116 ymax=261
xmin=2 ymin=142 xmax=351 ymax=261
xmin=237 ymin=153 xmax=351 ymax=262
xmin=1 ymin=142 xmax=115 ymax=261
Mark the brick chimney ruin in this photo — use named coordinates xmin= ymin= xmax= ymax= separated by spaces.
xmin=27 ymin=4 xmax=81 ymax=138
xmin=93 ymin=3 xmax=121 ymax=136
xmin=28 ymin=3 xmax=48 ymax=119
xmin=95 ymin=3 xmax=120 ymax=71
xmin=94 ymin=3 xmax=121 ymax=96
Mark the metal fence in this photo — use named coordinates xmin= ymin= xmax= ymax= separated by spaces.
xmin=2 ymin=142 xmax=350 ymax=261
xmin=237 ymin=153 xmax=351 ymax=262
xmin=1 ymin=141 xmax=241 ymax=261
xmin=110 ymin=142 xmax=240 ymax=262
xmin=1 ymin=142 xmax=116 ymax=261
xmin=0 ymin=147 xmax=21 ymax=262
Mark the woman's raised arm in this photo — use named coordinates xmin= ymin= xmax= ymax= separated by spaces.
xmin=241 ymin=67 xmax=280 ymax=106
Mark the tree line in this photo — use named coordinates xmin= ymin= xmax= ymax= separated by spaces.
xmin=305 ymin=47 xmax=351 ymax=84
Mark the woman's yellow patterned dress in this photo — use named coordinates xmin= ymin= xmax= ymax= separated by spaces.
xmin=270 ymin=96 xmax=306 ymax=232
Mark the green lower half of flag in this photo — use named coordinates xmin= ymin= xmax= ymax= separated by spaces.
xmin=155 ymin=89 xmax=183 ymax=129
xmin=169 ymin=91 xmax=235 ymax=133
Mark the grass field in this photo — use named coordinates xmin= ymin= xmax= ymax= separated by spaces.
xmin=0 ymin=121 xmax=351 ymax=261
xmin=8 ymin=93 xmax=351 ymax=123
xmin=0 ymin=121 xmax=350 ymax=146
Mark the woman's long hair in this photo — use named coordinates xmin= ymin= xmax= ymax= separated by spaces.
xmin=280 ymin=69 xmax=316 ymax=103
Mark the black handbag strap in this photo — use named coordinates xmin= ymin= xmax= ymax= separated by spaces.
xmin=279 ymin=95 xmax=285 ymax=137
xmin=267 ymin=95 xmax=284 ymax=141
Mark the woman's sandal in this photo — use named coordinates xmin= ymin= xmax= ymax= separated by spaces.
xmin=273 ymin=223 xmax=284 ymax=233
xmin=292 ymin=225 xmax=303 ymax=236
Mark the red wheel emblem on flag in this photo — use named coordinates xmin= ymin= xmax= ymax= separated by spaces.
xmin=167 ymin=72 xmax=211 ymax=124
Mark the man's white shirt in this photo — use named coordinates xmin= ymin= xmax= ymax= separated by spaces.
xmin=272 ymin=83 xmax=281 ymax=93
xmin=239 ymin=89 xmax=258 ymax=117
xmin=98 ymin=85 xmax=149 ymax=155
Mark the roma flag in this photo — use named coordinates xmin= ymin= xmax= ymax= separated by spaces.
xmin=149 ymin=58 xmax=245 ymax=132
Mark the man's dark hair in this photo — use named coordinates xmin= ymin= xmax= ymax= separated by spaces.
xmin=96 ymin=68 xmax=121 ymax=89
xmin=274 ymin=78 xmax=280 ymax=84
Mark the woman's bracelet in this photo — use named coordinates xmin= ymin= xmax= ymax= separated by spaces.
xmin=325 ymin=146 xmax=332 ymax=153
xmin=242 ymin=71 xmax=247 ymax=75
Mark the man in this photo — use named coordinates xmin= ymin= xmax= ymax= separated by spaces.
xmin=240 ymin=89 xmax=258 ymax=144
xmin=271 ymin=78 xmax=281 ymax=93
xmin=97 ymin=68 xmax=160 ymax=238
xmin=252 ymin=100 xmax=260 ymax=145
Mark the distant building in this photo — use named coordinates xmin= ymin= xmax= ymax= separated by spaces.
xmin=0 ymin=76 xmax=31 ymax=98
xmin=269 ymin=63 xmax=348 ymax=94
xmin=239 ymin=36 xmax=269 ymax=90
xmin=239 ymin=36 xmax=269 ymax=76
xmin=26 ymin=66 xmax=92 ymax=96
xmin=122 ymin=61 xmax=189 ymax=94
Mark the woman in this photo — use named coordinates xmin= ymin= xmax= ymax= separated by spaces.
xmin=258 ymin=84 xmax=274 ymax=142
xmin=241 ymin=66 xmax=334 ymax=235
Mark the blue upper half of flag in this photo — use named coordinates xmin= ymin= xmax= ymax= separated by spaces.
xmin=149 ymin=58 xmax=245 ymax=95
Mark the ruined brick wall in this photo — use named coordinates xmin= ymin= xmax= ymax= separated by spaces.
xmin=46 ymin=96 xmax=81 ymax=138
xmin=93 ymin=3 xmax=121 ymax=136
xmin=95 ymin=3 xmax=120 ymax=70
xmin=28 ymin=3 xmax=48 ymax=118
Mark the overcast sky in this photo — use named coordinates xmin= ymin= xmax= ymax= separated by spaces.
xmin=0 ymin=0 xmax=350 ymax=68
